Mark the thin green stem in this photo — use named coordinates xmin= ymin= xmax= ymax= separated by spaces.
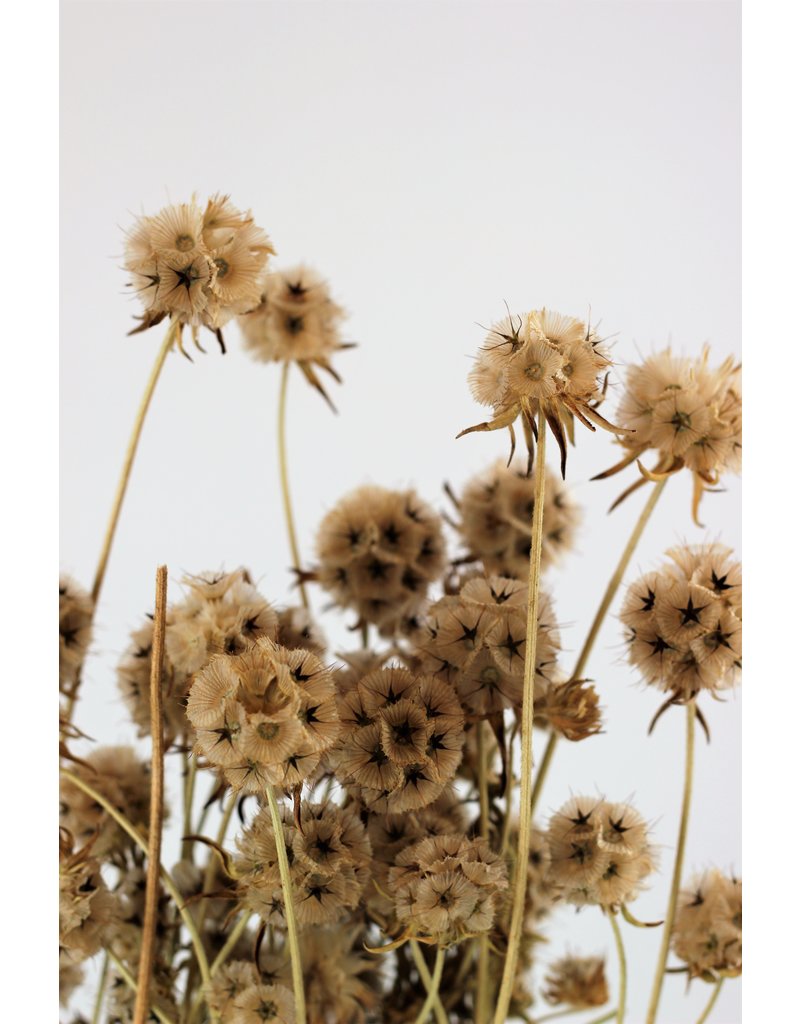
xmin=529 ymin=728 xmax=557 ymax=819
xmin=476 ymin=722 xmax=491 ymax=1024
xmin=187 ymin=913 xmax=254 ymax=1023
xmin=694 ymin=979 xmax=724 ymax=1024
xmin=278 ymin=361 xmax=309 ymax=611
xmin=265 ymin=784 xmax=306 ymax=1024
xmin=91 ymin=952 xmax=110 ymax=1024
xmin=493 ymin=407 xmax=548 ymax=1024
xmin=107 ymin=949 xmax=177 ymax=1024
xmin=609 ymin=911 xmax=628 ymax=1024
xmin=413 ymin=946 xmax=446 ymax=1024
xmin=60 ymin=768 xmax=212 ymax=995
xmin=194 ymin=790 xmax=238 ymax=940
xmin=645 ymin=701 xmax=696 ymax=1024
xmin=500 ymin=724 xmax=518 ymax=858
xmin=182 ymin=752 xmax=197 ymax=862
xmin=409 ymin=940 xmax=448 ymax=1024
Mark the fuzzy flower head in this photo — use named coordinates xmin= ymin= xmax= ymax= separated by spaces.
xmin=59 ymin=574 xmax=93 ymax=696
xmin=459 ymin=308 xmax=627 ymax=477
xmin=545 ymin=796 xmax=657 ymax=909
xmin=413 ymin=574 xmax=561 ymax=718
xmin=597 ymin=347 xmax=741 ymax=524
xmin=621 ymin=544 xmax=742 ymax=702
xmin=236 ymin=802 xmax=371 ymax=929
xmin=543 ymin=954 xmax=609 ymax=1009
xmin=452 ymin=460 xmax=581 ymax=579
xmin=186 ymin=637 xmax=340 ymax=792
xmin=124 ymin=193 xmax=274 ymax=352
xmin=239 ymin=265 xmax=352 ymax=407
xmin=315 ymin=485 xmax=447 ymax=636
xmin=672 ymin=869 xmax=742 ymax=980
xmin=537 ymin=677 xmax=603 ymax=742
xmin=389 ymin=834 xmax=508 ymax=944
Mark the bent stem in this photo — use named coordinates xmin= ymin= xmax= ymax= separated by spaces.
xmin=410 ymin=940 xmax=448 ymax=1024
xmin=493 ymin=407 xmax=548 ymax=1024
xmin=694 ymin=979 xmax=724 ymax=1024
xmin=278 ymin=361 xmax=310 ymax=611
xmin=526 ymin=477 xmax=668 ymax=819
xmin=413 ymin=945 xmax=446 ymax=1024
xmin=608 ymin=911 xmax=628 ymax=1024
xmin=265 ymin=783 xmax=306 ymax=1024
xmin=134 ymin=566 xmax=168 ymax=1024
xmin=645 ymin=701 xmax=696 ymax=1024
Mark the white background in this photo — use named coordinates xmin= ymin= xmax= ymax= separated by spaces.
xmin=61 ymin=2 xmax=741 ymax=1021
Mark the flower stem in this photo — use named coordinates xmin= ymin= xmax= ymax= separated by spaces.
xmin=476 ymin=722 xmax=491 ymax=1024
xmin=91 ymin=952 xmax=110 ymax=1024
xmin=645 ymin=700 xmax=696 ymax=1024
xmin=278 ymin=361 xmax=310 ymax=611
xmin=694 ymin=979 xmax=724 ymax=1024
xmin=134 ymin=566 xmax=168 ymax=1024
xmin=525 ymin=477 xmax=668 ymax=822
xmin=413 ymin=945 xmax=446 ymax=1024
xmin=410 ymin=940 xmax=448 ymax=1024
xmin=265 ymin=783 xmax=306 ymax=1024
xmin=493 ymin=407 xmax=548 ymax=1024
xmin=182 ymin=750 xmax=197 ymax=862
xmin=609 ymin=911 xmax=628 ymax=1024
xmin=529 ymin=728 xmax=557 ymax=819
xmin=107 ymin=949 xmax=176 ymax=1024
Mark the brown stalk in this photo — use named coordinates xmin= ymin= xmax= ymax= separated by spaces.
xmin=133 ymin=565 xmax=168 ymax=1024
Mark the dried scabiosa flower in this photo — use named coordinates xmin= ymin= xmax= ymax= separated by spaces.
xmin=124 ymin=194 xmax=274 ymax=349
xmin=459 ymin=308 xmax=627 ymax=476
xmin=118 ymin=568 xmax=278 ymax=744
xmin=59 ymin=830 xmax=120 ymax=966
xmin=389 ymin=835 xmax=508 ymax=944
xmin=239 ymin=264 xmax=352 ymax=406
xmin=315 ymin=486 xmax=447 ymax=636
xmin=59 ymin=746 xmax=152 ymax=859
xmin=59 ymin=574 xmax=93 ymax=695
xmin=543 ymin=953 xmax=609 ymax=1009
xmin=546 ymin=796 xmax=657 ymax=909
xmin=596 ymin=347 xmax=741 ymax=522
xmin=236 ymin=802 xmax=371 ymax=928
xmin=225 ymin=982 xmax=296 ymax=1023
xmin=414 ymin=574 xmax=561 ymax=717
xmin=672 ymin=869 xmax=742 ymax=980
xmin=537 ymin=677 xmax=603 ymax=742
xmin=334 ymin=666 xmax=465 ymax=813
xmin=452 ymin=460 xmax=581 ymax=578
xmin=186 ymin=637 xmax=340 ymax=792
xmin=621 ymin=544 xmax=742 ymax=703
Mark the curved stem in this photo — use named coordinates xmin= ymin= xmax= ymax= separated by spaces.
xmin=609 ymin=911 xmax=628 ymax=1024
xmin=60 ymin=768 xmax=212 ymax=996
xmin=493 ymin=407 xmax=548 ymax=1024
xmin=525 ymin=477 xmax=668 ymax=823
xmin=476 ymin=722 xmax=491 ymax=1023
xmin=265 ymin=784 xmax=306 ymax=1024
xmin=694 ymin=979 xmax=724 ymax=1024
xmin=91 ymin=952 xmax=110 ymax=1024
xmin=409 ymin=940 xmax=448 ymax=1024
xmin=413 ymin=946 xmax=446 ymax=1024
xmin=278 ymin=361 xmax=310 ymax=611
xmin=645 ymin=701 xmax=696 ymax=1024
xmin=134 ymin=566 xmax=168 ymax=1024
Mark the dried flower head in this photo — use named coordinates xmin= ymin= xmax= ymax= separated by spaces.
xmin=414 ymin=574 xmax=561 ymax=717
xmin=537 ymin=677 xmax=603 ymax=742
xmin=334 ymin=665 xmax=465 ymax=813
xmin=543 ymin=953 xmax=609 ymax=1009
xmin=459 ymin=308 xmax=627 ymax=477
xmin=597 ymin=348 xmax=741 ymax=523
xmin=621 ymin=544 xmax=742 ymax=700
xmin=227 ymin=982 xmax=295 ymax=1024
xmin=453 ymin=460 xmax=581 ymax=578
xmin=205 ymin=961 xmax=260 ymax=1019
xmin=389 ymin=834 xmax=508 ymax=944
xmin=277 ymin=606 xmax=327 ymax=656
xmin=239 ymin=265 xmax=351 ymax=406
xmin=186 ymin=637 xmax=340 ymax=792
xmin=672 ymin=869 xmax=742 ymax=980
xmin=546 ymin=796 xmax=656 ymax=908
xmin=59 ymin=831 xmax=120 ymax=965
xmin=315 ymin=486 xmax=447 ymax=636
xmin=124 ymin=193 xmax=274 ymax=349
xmin=236 ymin=802 xmax=371 ymax=928
xmin=59 ymin=574 xmax=93 ymax=695
xmin=119 ymin=568 xmax=278 ymax=744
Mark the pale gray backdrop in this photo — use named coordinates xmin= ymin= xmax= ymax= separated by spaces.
xmin=61 ymin=2 xmax=741 ymax=1021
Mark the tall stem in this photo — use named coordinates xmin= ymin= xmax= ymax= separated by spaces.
xmin=182 ymin=751 xmax=197 ymax=862
xmin=476 ymin=722 xmax=491 ymax=1024
xmin=265 ymin=784 xmax=306 ymax=1024
xmin=410 ymin=940 xmax=448 ymax=1024
xmin=645 ymin=701 xmax=696 ymax=1024
xmin=527 ymin=477 xmax=668 ymax=817
xmin=493 ymin=407 xmax=548 ymax=1024
xmin=413 ymin=946 xmax=446 ymax=1024
xmin=134 ymin=566 xmax=168 ymax=1024
xmin=278 ymin=361 xmax=309 ymax=611
xmin=91 ymin=952 xmax=110 ymax=1024
xmin=694 ymin=979 xmax=724 ymax=1024
xmin=529 ymin=729 xmax=557 ymax=819
xmin=609 ymin=911 xmax=628 ymax=1024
